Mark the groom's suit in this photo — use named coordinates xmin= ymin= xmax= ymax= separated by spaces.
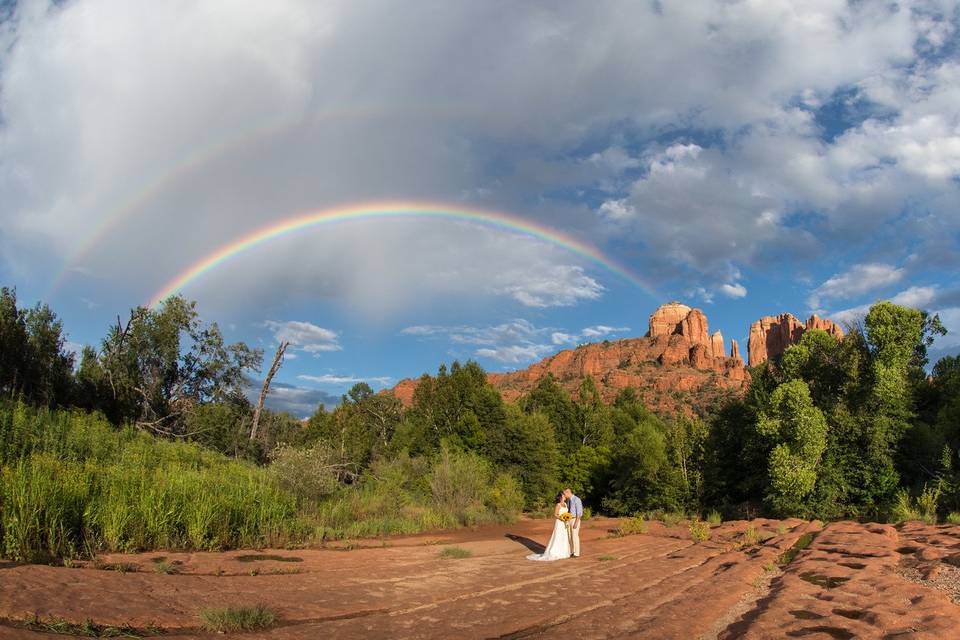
xmin=567 ymin=494 xmax=583 ymax=557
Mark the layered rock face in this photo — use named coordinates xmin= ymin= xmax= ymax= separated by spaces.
xmin=391 ymin=302 xmax=750 ymax=416
xmin=747 ymin=313 xmax=844 ymax=366
xmin=389 ymin=302 xmax=843 ymax=415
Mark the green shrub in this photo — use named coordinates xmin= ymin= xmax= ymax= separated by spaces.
xmin=200 ymin=605 xmax=276 ymax=632
xmin=439 ymin=546 xmax=472 ymax=559
xmin=946 ymin=512 xmax=960 ymax=525
xmin=705 ymin=510 xmax=722 ymax=525
xmin=268 ymin=443 xmax=341 ymax=505
xmin=917 ymin=484 xmax=941 ymax=525
xmin=487 ymin=472 xmax=524 ymax=521
xmin=429 ymin=445 xmax=492 ymax=525
xmin=621 ymin=514 xmax=647 ymax=535
xmin=689 ymin=519 xmax=710 ymax=542
xmin=891 ymin=488 xmax=921 ymax=523
xmin=582 ymin=506 xmax=592 ymax=521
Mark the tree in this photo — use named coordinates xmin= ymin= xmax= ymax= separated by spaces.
xmin=0 ymin=287 xmax=74 ymax=406
xmin=485 ymin=405 xmax=559 ymax=508
xmin=756 ymin=380 xmax=827 ymax=516
xmin=96 ymin=296 xmax=262 ymax=433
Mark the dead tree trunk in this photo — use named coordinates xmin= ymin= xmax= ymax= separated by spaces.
xmin=250 ymin=341 xmax=289 ymax=441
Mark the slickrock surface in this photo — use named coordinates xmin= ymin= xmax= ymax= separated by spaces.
xmin=5 ymin=519 xmax=960 ymax=638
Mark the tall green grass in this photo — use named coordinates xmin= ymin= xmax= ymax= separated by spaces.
xmin=0 ymin=400 xmax=299 ymax=561
xmin=0 ymin=401 xmax=524 ymax=561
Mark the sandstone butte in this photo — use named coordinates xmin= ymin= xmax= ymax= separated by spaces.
xmin=390 ymin=302 xmax=844 ymax=416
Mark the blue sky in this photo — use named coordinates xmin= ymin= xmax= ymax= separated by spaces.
xmin=1 ymin=0 xmax=959 ymax=416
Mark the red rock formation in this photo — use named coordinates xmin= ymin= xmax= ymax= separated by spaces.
xmin=806 ymin=314 xmax=844 ymax=339
xmin=647 ymin=302 xmax=694 ymax=338
xmin=681 ymin=309 xmax=710 ymax=345
xmin=391 ymin=302 xmax=750 ymax=416
xmin=730 ymin=338 xmax=742 ymax=363
xmin=709 ymin=331 xmax=724 ymax=359
xmin=748 ymin=313 xmax=845 ymax=366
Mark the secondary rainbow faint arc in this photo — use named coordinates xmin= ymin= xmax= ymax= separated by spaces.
xmin=148 ymin=202 xmax=650 ymax=307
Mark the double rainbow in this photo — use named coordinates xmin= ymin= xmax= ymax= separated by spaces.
xmin=147 ymin=202 xmax=649 ymax=307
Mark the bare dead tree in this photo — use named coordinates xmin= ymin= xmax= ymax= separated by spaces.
xmin=250 ymin=341 xmax=289 ymax=441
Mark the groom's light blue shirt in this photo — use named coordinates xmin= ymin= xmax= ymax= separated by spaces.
xmin=568 ymin=495 xmax=583 ymax=518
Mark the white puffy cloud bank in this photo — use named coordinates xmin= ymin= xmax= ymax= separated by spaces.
xmin=0 ymin=0 xmax=958 ymax=325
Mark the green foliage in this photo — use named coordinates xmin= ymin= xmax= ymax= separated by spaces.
xmin=439 ymin=546 xmax=472 ymax=559
xmin=619 ymin=514 xmax=647 ymax=535
xmin=689 ymin=519 xmax=710 ymax=542
xmin=706 ymin=509 xmax=722 ymax=525
xmin=946 ymin=512 xmax=960 ymax=525
xmin=200 ymin=604 xmax=276 ymax=632
xmin=0 ymin=401 xmax=298 ymax=562
xmin=268 ymin=442 xmax=342 ymax=504
xmin=891 ymin=488 xmax=921 ymax=523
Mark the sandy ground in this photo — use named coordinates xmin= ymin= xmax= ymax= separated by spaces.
xmin=2 ymin=517 xmax=960 ymax=638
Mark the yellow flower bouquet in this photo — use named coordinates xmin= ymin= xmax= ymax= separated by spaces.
xmin=559 ymin=512 xmax=574 ymax=523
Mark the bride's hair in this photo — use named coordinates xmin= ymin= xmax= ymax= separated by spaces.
xmin=555 ymin=491 xmax=565 ymax=504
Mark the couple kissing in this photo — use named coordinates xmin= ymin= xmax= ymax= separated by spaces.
xmin=527 ymin=488 xmax=582 ymax=562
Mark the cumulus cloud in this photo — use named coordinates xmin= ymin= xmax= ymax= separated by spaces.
xmin=401 ymin=319 xmax=630 ymax=364
xmin=808 ymin=263 xmax=905 ymax=310
xmin=552 ymin=324 xmax=629 ymax=345
xmin=829 ymin=285 xmax=944 ymax=326
xmin=720 ymin=283 xmax=748 ymax=299
xmin=265 ymin=320 xmax=341 ymax=354
xmin=1 ymin=0 xmax=958 ymax=315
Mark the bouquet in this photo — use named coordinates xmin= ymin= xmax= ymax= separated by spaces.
xmin=559 ymin=512 xmax=574 ymax=523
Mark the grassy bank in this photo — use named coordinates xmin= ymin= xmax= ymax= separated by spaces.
xmin=0 ymin=401 xmax=522 ymax=561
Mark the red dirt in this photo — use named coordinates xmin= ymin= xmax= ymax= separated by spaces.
xmin=3 ymin=519 xmax=960 ymax=638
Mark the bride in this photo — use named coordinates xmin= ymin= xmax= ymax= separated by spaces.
xmin=527 ymin=492 xmax=571 ymax=561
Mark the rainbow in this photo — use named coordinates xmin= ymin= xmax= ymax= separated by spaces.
xmin=50 ymin=103 xmax=486 ymax=295
xmin=148 ymin=202 xmax=650 ymax=307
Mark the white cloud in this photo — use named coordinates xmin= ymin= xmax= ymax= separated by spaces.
xmin=402 ymin=319 xmax=629 ymax=364
xmin=553 ymin=324 xmax=630 ymax=345
xmin=720 ymin=283 xmax=748 ymax=299
xmin=491 ymin=265 xmax=604 ymax=308
xmin=1 ymin=0 xmax=958 ymax=312
xmin=830 ymin=285 xmax=942 ymax=326
xmin=809 ymin=263 xmax=905 ymax=310
xmin=297 ymin=373 xmax=393 ymax=387
xmin=476 ymin=344 xmax=555 ymax=364
xmin=264 ymin=320 xmax=341 ymax=354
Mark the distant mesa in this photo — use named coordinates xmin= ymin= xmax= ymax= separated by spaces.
xmin=388 ymin=302 xmax=843 ymax=415
xmin=747 ymin=313 xmax=844 ymax=367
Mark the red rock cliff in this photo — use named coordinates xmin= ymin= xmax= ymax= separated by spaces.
xmin=748 ymin=313 xmax=844 ymax=366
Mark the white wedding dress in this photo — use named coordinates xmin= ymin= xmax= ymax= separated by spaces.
xmin=527 ymin=506 xmax=572 ymax=561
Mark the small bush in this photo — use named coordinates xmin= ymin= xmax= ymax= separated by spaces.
xmin=268 ymin=443 xmax=341 ymax=505
xmin=689 ymin=519 xmax=710 ymax=542
xmin=582 ymin=506 xmax=592 ymax=521
xmin=946 ymin=512 xmax=960 ymax=525
xmin=200 ymin=604 xmax=276 ymax=632
xmin=486 ymin=472 xmax=524 ymax=521
xmin=439 ymin=546 xmax=472 ymax=559
xmin=742 ymin=524 xmax=760 ymax=546
xmin=917 ymin=484 xmax=941 ymax=525
xmin=430 ymin=446 xmax=492 ymax=525
xmin=661 ymin=511 xmax=684 ymax=528
xmin=621 ymin=514 xmax=647 ymax=535
xmin=705 ymin=510 xmax=722 ymax=525
xmin=891 ymin=488 xmax=922 ymax=523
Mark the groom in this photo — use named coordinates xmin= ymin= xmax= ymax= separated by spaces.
xmin=563 ymin=488 xmax=582 ymax=558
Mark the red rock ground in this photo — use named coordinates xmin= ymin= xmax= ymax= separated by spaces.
xmin=2 ymin=518 xmax=960 ymax=638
